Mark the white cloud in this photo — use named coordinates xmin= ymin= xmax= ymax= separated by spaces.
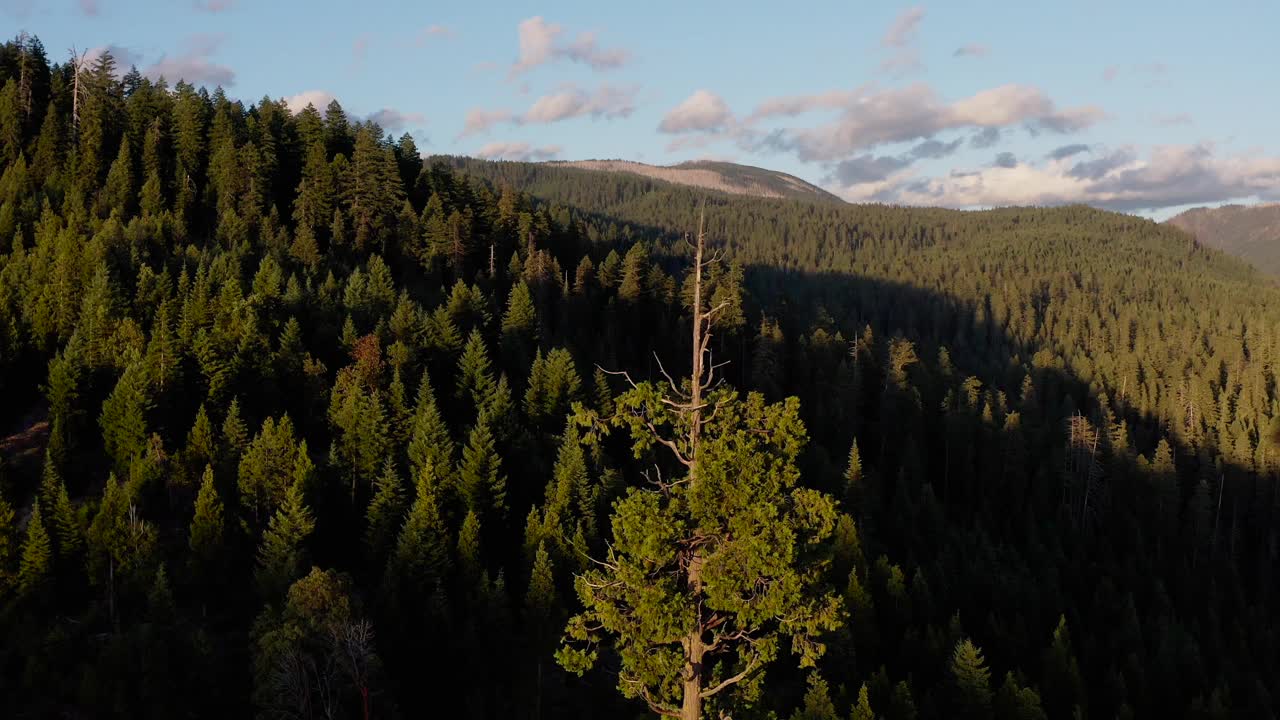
xmin=78 ymin=0 xmax=99 ymax=17
xmin=144 ymin=33 xmax=235 ymax=87
xmin=510 ymin=16 xmax=628 ymax=76
xmin=523 ymin=84 xmax=636 ymax=123
xmin=659 ymin=90 xmax=733 ymax=133
xmin=458 ymin=108 xmax=515 ymax=138
xmin=883 ymin=7 xmax=925 ymax=47
xmin=367 ymin=108 xmax=426 ymax=132
xmin=83 ymin=44 xmax=144 ymax=72
xmin=474 ymin=142 xmax=562 ymax=161
xmin=285 ymin=90 xmax=337 ymax=115
xmin=830 ymin=143 xmax=1280 ymax=212
xmin=879 ymin=7 xmax=925 ymax=76
xmin=759 ymin=83 xmax=1103 ymax=161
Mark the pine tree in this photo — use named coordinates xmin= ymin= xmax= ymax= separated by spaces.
xmin=845 ymin=436 xmax=865 ymax=517
xmin=18 ymin=500 xmax=52 ymax=596
xmin=525 ymin=347 xmax=582 ymax=430
xmin=238 ymin=415 xmax=300 ymax=525
xmin=366 ymin=458 xmax=406 ymax=560
xmin=994 ymin=672 xmax=1047 ymax=720
xmin=458 ymin=419 xmax=507 ymax=516
xmin=951 ymin=639 xmax=993 ymax=719
xmin=102 ymin=132 xmax=134 ymax=214
xmin=500 ymin=281 xmax=539 ymax=370
xmin=457 ymin=328 xmax=496 ymax=409
xmin=407 ymin=368 xmax=455 ymax=489
xmin=851 ymin=684 xmax=876 ymax=720
xmin=1041 ymin=615 xmax=1082 ymax=719
xmin=255 ymin=479 xmax=316 ymax=599
xmin=189 ymin=465 xmax=224 ymax=573
xmin=186 ymin=405 xmax=216 ymax=471
xmin=558 ymin=224 xmax=841 ymax=720
xmin=617 ymin=242 xmax=647 ymax=302
xmin=100 ymin=359 xmax=151 ymax=476
xmin=48 ymin=469 xmax=82 ymax=560
xmin=789 ymin=673 xmax=838 ymax=720
xmin=0 ymin=494 xmax=15 ymax=596
xmin=389 ymin=464 xmax=451 ymax=590
xmin=458 ymin=509 xmax=483 ymax=583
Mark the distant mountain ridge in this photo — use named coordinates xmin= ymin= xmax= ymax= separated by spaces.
xmin=1165 ymin=203 xmax=1280 ymax=275
xmin=552 ymin=159 xmax=844 ymax=203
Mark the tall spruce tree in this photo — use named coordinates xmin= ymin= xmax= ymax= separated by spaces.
xmin=558 ymin=219 xmax=842 ymax=720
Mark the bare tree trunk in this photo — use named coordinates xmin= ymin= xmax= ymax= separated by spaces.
xmin=681 ymin=209 xmax=709 ymax=720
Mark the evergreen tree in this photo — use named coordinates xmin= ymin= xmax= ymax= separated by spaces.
xmin=457 ymin=328 xmax=496 ymax=410
xmin=790 ymin=673 xmax=839 ymax=720
xmin=458 ymin=509 xmax=483 ymax=583
xmin=0 ymin=494 xmax=15 ymax=596
xmin=951 ymin=639 xmax=993 ymax=719
xmin=189 ymin=465 xmax=224 ymax=575
xmin=255 ymin=479 xmax=316 ymax=599
xmin=366 ymin=458 xmax=406 ymax=560
xmin=389 ymin=464 xmax=451 ymax=590
xmin=851 ymin=684 xmax=876 ymax=720
xmin=18 ymin=500 xmax=52 ymax=596
xmin=407 ymin=368 xmax=455 ymax=489
xmin=559 ymin=234 xmax=841 ymax=720
xmin=500 ymin=281 xmax=539 ymax=370
xmin=458 ymin=418 xmax=507 ymax=516
xmin=100 ymin=359 xmax=151 ymax=476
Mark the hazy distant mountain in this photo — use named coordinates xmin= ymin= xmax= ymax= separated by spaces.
xmin=1166 ymin=203 xmax=1280 ymax=275
xmin=553 ymin=159 xmax=844 ymax=203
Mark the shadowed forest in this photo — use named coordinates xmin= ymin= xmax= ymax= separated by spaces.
xmin=1 ymin=36 xmax=1279 ymax=719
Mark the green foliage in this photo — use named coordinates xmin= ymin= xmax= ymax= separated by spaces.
xmin=458 ymin=418 xmax=507 ymax=516
xmin=255 ymin=479 xmax=316 ymax=599
xmin=560 ymin=387 xmax=842 ymax=716
xmin=951 ymin=639 xmax=993 ymax=719
xmin=99 ymin=359 xmax=151 ymax=475
xmin=365 ymin=458 xmax=406 ymax=560
xmin=790 ymin=673 xmax=839 ymax=720
xmin=18 ymin=500 xmax=52 ymax=596
xmin=189 ymin=465 xmax=224 ymax=573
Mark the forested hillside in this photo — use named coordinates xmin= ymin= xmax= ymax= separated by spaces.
xmin=1 ymin=35 xmax=1279 ymax=719
xmin=1166 ymin=203 xmax=1280 ymax=276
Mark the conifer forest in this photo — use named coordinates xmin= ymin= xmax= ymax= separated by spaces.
xmin=1 ymin=35 xmax=1279 ymax=719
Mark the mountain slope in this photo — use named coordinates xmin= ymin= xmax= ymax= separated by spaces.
xmin=545 ymin=159 xmax=844 ymax=202
xmin=1166 ymin=203 xmax=1280 ymax=274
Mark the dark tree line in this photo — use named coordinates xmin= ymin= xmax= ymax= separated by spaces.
xmin=0 ymin=35 xmax=1277 ymax=719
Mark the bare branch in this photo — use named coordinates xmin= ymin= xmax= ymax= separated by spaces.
xmin=653 ymin=352 xmax=687 ymax=398
xmin=699 ymin=655 xmax=762 ymax=699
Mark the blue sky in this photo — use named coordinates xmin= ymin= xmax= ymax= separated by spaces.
xmin=7 ymin=0 xmax=1279 ymax=216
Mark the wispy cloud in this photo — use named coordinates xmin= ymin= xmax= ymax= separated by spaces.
xmin=755 ymin=83 xmax=1104 ymax=161
xmin=658 ymin=89 xmax=733 ymax=133
xmin=78 ymin=0 xmax=99 ymax=17
xmin=414 ymin=24 xmax=453 ymax=45
xmin=474 ymin=141 xmax=562 ymax=161
xmin=458 ymin=85 xmax=636 ymax=139
xmin=953 ymin=43 xmax=989 ymax=58
xmin=879 ymin=7 xmax=925 ymax=76
xmin=193 ymin=0 xmax=234 ymax=12
xmin=831 ymin=142 xmax=1280 ymax=212
xmin=523 ymin=84 xmax=637 ymax=123
xmin=883 ymin=7 xmax=925 ymax=47
xmin=144 ymin=33 xmax=235 ymax=87
xmin=367 ymin=108 xmax=426 ymax=132
xmin=510 ymin=16 xmax=629 ymax=76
